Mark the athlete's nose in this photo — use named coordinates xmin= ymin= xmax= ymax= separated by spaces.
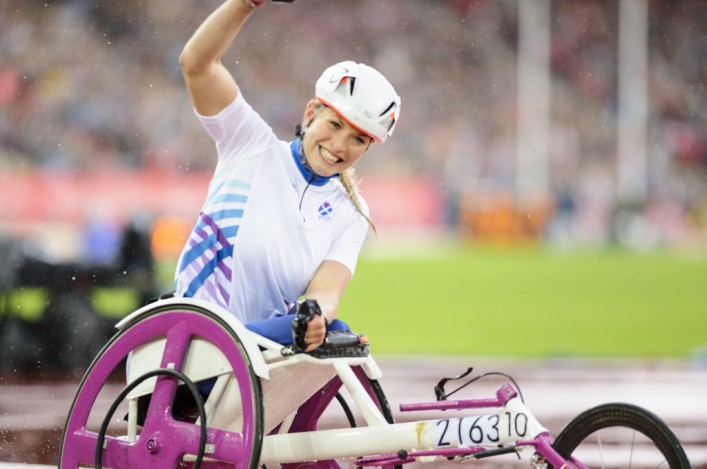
xmin=330 ymin=130 xmax=348 ymax=153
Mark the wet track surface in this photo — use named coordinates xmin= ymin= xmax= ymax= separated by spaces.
xmin=1 ymin=357 xmax=706 ymax=468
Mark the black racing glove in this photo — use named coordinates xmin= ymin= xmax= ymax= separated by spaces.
xmin=291 ymin=298 xmax=324 ymax=353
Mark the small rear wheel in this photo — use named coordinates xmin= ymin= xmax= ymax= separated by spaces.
xmin=551 ymin=403 xmax=690 ymax=468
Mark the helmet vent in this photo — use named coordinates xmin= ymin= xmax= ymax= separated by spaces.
xmin=381 ymin=114 xmax=395 ymax=131
xmin=334 ymin=79 xmax=349 ymax=97
xmin=379 ymin=101 xmax=396 ymax=117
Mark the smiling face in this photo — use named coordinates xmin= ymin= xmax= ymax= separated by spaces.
xmin=300 ymin=100 xmax=372 ymax=177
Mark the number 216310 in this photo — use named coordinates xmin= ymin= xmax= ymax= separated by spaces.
xmin=432 ymin=412 xmax=529 ymax=448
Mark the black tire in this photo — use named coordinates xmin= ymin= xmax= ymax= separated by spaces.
xmin=362 ymin=379 xmax=402 ymax=469
xmin=341 ymin=370 xmax=395 ymax=426
xmin=345 ymin=370 xmax=401 ymax=469
xmin=551 ymin=403 xmax=690 ymax=468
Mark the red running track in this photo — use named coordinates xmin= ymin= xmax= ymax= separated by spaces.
xmin=1 ymin=357 xmax=705 ymax=468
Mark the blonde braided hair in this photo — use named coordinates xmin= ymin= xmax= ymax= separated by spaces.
xmin=340 ymin=167 xmax=376 ymax=235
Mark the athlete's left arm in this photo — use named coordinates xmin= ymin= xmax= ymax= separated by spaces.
xmin=302 ymin=260 xmax=352 ymax=352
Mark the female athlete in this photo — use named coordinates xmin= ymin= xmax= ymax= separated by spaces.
xmin=174 ymin=0 xmax=401 ymax=352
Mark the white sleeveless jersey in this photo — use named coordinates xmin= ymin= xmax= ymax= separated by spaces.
xmin=174 ymin=91 xmax=369 ymax=324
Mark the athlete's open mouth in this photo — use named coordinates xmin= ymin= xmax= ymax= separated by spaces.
xmin=320 ymin=147 xmax=342 ymax=165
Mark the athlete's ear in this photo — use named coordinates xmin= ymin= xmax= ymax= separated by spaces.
xmin=302 ymin=99 xmax=318 ymax=125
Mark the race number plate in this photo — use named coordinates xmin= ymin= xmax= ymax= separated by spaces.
xmin=431 ymin=410 xmax=531 ymax=448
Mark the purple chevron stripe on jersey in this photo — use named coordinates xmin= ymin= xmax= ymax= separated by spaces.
xmin=178 ymin=212 xmax=235 ymax=307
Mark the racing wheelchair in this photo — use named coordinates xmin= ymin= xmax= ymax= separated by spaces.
xmin=58 ymin=297 xmax=690 ymax=468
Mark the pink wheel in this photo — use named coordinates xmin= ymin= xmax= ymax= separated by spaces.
xmin=58 ymin=302 xmax=263 ymax=469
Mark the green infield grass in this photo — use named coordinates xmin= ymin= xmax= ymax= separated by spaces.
xmin=9 ymin=242 xmax=703 ymax=359
xmin=340 ymin=243 xmax=707 ymax=359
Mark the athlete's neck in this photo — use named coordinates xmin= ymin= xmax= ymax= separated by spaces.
xmin=290 ymin=139 xmax=338 ymax=187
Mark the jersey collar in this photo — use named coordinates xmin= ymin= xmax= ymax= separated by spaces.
xmin=290 ymin=139 xmax=338 ymax=187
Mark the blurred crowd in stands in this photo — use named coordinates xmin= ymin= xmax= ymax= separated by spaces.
xmin=1 ymin=0 xmax=706 ymax=251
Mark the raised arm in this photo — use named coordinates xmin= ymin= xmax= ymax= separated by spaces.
xmin=179 ymin=0 xmax=264 ymax=116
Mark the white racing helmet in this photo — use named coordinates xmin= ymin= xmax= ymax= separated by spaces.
xmin=315 ymin=61 xmax=401 ymax=144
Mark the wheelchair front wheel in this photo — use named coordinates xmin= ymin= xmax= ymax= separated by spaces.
xmin=550 ymin=403 xmax=690 ymax=469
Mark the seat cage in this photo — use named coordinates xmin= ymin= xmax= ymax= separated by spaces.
xmin=118 ymin=297 xmax=385 ymax=436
